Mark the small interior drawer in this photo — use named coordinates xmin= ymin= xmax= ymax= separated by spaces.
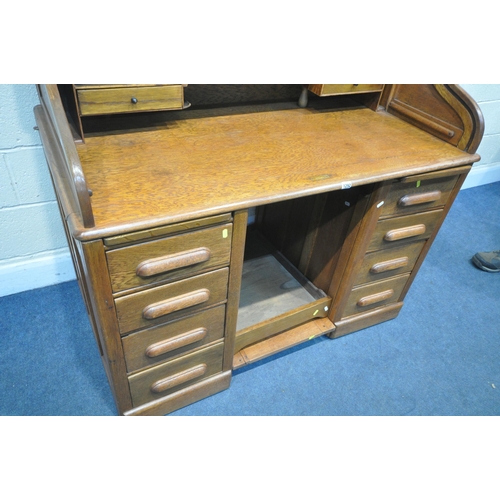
xmin=353 ymin=240 xmax=425 ymax=287
xmin=380 ymin=175 xmax=459 ymax=217
xmin=309 ymin=84 xmax=384 ymax=96
xmin=122 ymin=305 xmax=226 ymax=373
xmin=128 ymin=342 xmax=224 ymax=407
xmin=115 ymin=268 xmax=229 ymax=335
xmin=367 ymin=209 xmax=443 ymax=252
xmin=76 ymin=85 xmax=184 ymax=116
xmin=107 ymin=223 xmax=233 ymax=293
xmin=342 ymin=274 xmax=410 ymax=318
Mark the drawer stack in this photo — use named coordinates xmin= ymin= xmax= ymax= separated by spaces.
xmin=338 ymin=169 xmax=464 ymax=323
xmin=105 ymin=216 xmax=233 ymax=409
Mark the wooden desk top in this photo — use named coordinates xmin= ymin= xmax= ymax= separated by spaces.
xmin=74 ymin=104 xmax=479 ymax=240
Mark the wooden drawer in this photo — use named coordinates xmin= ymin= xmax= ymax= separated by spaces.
xmin=309 ymin=84 xmax=384 ymax=96
xmin=380 ymin=175 xmax=459 ymax=218
xmin=342 ymin=274 xmax=410 ymax=318
xmin=128 ymin=342 xmax=224 ymax=407
xmin=107 ymin=223 xmax=233 ymax=293
xmin=367 ymin=209 xmax=443 ymax=252
xmin=115 ymin=268 xmax=229 ymax=335
xmin=353 ymin=240 xmax=425 ymax=287
xmin=76 ymin=85 xmax=184 ymax=116
xmin=122 ymin=305 xmax=226 ymax=373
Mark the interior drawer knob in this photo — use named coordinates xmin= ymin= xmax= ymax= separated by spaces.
xmin=131 ymin=97 xmax=138 ymax=104
xmin=142 ymin=289 xmax=210 ymax=320
xmin=384 ymin=224 xmax=426 ymax=242
xmin=398 ymin=191 xmax=442 ymax=207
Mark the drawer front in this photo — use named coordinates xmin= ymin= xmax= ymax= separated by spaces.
xmin=342 ymin=274 xmax=410 ymax=318
xmin=128 ymin=342 xmax=224 ymax=407
xmin=311 ymin=84 xmax=384 ymax=96
xmin=107 ymin=223 xmax=233 ymax=293
xmin=77 ymin=85 xmax=184 ymax=116
xmin=122 ymin=305 xmax=226 ymax=373
xmin=353 ymin=240 xmax=425 ymax=287
xmin=115 ymin=268 xmax=229 ymax=335
xmin=381 ymin=175 xmax=459 ymax=217
xmin=367 ymin=209 xmax=443 ymax=252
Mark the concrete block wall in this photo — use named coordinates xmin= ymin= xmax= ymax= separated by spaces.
xmin=0 ymin=85 xmax=75 ymax=297
xmin=1 ymin=84 xmax=500 ymax=297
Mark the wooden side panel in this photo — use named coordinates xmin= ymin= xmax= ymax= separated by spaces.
xmin=36 ymin=85 xmax=94 ymax=228
xmin=223 ymin=210 xmax=248 ymax=371
xmin=384 ymin=84 xmax=484 ymax=154
xmin=80 ymin=240 xmax=133 ymax=414
xmin=399 ymin=169 xmax=470 ymax=300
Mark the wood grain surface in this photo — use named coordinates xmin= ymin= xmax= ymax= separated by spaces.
xmin=74 ymin=106 xmax=478 ymax=240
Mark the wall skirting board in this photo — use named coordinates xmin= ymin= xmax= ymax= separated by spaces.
xmin=0 ymin=249 xmax=76 ymax=298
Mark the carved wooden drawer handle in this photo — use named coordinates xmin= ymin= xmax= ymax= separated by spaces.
xmin=136 ymin=248 xmax=211 ymax=277
xmin=370 ymin=257 xmax=409 ymax=274
xmin=142 ymin=289 xmax=210 ymax=320
xmin=398 ymin=191 xmax=442 ymax=207
xmin=384 ymin=224 xmax=426 ymax=242
xmin=357 ymin=289 xmax=394 ymax=307
xmin=145 ymin=328 xmax=208 ymax=358
xmin=150 ymin=364 xmax=207 ymax=394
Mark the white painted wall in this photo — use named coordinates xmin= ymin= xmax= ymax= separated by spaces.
xmin=0 ymin=85 xmax=75 ymax=297
xmin=1 ymin=84 xmax=499 ymax=297
xmin=460 ymin=85 xmax=500 ymax=189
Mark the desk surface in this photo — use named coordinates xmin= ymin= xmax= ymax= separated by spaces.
xmin=75 ymin=104 xmax=478 ymax=240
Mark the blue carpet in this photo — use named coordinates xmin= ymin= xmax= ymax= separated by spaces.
xmin=1 ymin=182 xmax=499 ymax=416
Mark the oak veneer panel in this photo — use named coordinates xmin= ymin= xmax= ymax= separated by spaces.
xmin=115 ymin=268 xmax=229 ymax=334
xmin=342 ymin=274 xmax=409 ymax=318
xmin=331 ymin=302 xmax=404 ymax=339
xmin=233 ymin=316 xmax=335 ymax=369
xmin=74 ymin=107 xmax=478 ymax=240
xmin=122 ymin=305 xmax=226 ymax=373
xmin=380 ymin=175 xmax=459 ymax=218
xmin=128 ymin=342 xmax=224 ymax=407
xmin=124 ymin=371 xmax=232 ymax=416
xmin=106 ymin=223 xmax=232 ymax=293
xmin=353 ymin=240 xmax=425 ymax=286
xmin=367 ymin=209 xmax=444 ymax=252
xmin=309 ymin=84 xmax=384 ymax=96
xmin=77 ymin=85 xmax=184 ymax=115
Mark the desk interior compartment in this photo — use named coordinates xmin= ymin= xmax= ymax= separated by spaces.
xmin=234 ymin=188 xmax=369 ymax=356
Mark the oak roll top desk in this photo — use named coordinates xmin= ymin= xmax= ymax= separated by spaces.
xmin=35 ymin=84 xmax=484 ymax=416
